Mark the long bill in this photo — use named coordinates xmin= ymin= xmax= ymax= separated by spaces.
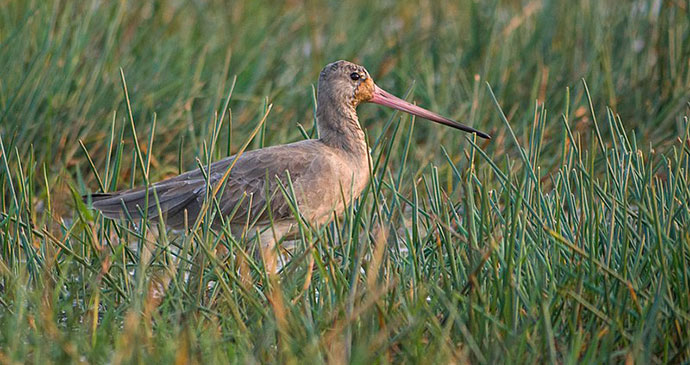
xmin=369 ymin=84 xmax=491 ymax=139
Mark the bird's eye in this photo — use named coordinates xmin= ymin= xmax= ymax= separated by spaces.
xmin=350 ymin=72 xmax=360 ymax=81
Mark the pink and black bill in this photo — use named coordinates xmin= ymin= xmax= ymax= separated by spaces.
xmin=369 ymin=84 xmax=490 ymax=139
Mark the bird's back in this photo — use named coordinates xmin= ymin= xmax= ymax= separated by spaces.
xmin=86 ymin=139 xmax=368 ymax=230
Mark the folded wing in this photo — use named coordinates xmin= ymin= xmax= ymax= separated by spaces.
xmin=85 ymin=141 xmax=323 ymax=229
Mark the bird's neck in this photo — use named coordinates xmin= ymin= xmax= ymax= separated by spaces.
xmin=316 ymin=99 xmax=367 ymax=158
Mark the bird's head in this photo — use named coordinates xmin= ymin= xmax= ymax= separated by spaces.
xmin=317 ymin=60 xmax=490 ymax=139
xmin=318 ymin=60 xmax=375 ymax=108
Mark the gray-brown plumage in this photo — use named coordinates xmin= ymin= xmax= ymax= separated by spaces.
xmin=85 ymin=60 xmax=490 ymax=247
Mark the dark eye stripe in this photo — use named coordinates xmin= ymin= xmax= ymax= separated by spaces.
xmin=350 ymin=72 xmax=360 ymax=81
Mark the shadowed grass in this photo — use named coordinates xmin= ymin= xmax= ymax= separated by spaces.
xmin=1 ymin=0 xmax=690 ymax=363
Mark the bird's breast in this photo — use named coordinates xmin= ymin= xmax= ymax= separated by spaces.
xmin=296 ymin=148 xmax=370 ymax=226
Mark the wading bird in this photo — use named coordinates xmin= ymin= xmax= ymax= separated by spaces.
xmin=85 ymin=60 xmax=490 ymax=249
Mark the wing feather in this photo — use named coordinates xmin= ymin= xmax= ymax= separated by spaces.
xmin=84 ymin=140 xmax=327 ymax=229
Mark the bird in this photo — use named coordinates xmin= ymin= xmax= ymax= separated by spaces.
xmin=84 ymin=60 xmax=490 ymax=250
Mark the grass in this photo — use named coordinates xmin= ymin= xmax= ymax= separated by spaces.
xmin=1 ymin=0 xmax=690 ymax=363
